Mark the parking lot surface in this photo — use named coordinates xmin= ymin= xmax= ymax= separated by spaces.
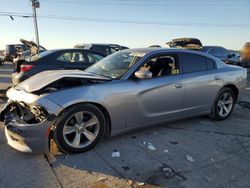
xmin=0 ymin=63 xmax=250 ymax=188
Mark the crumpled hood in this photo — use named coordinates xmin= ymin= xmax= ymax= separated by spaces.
xmin=15 ymin=70 xmax=110 ymax=93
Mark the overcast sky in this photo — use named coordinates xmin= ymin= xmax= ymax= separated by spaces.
xmin=0 ymin=0 xmax=250 ymax=50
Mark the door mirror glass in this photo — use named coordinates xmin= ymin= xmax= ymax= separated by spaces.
xmin=134 ymin=70 xmax=152 ymax=79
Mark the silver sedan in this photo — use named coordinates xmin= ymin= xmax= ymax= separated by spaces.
xmin=0 ymin=48 xmax=247 ymax=153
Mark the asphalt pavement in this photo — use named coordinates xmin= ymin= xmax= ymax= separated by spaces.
xmin=0 ymin=63 xmax=250 ymax=188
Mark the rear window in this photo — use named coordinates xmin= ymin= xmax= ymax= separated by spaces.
xmin=181 ymin=54 xmax=207 ymax=73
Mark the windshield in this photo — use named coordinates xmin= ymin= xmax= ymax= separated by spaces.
xmin=85 ymin=51 xmax=145 ymax=79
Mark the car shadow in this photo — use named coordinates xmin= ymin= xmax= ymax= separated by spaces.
xmin=46 ymin=107 xmax=250 ymax=187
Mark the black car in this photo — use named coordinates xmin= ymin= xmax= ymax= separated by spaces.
xmin=12 ymin=49 xmax=105 ymax=85
xmin=202 ymin=46 xmax=240 ymax=65
xmin=75 ymin=43 xmax=129 ymax=56
xmin=167 ymin=38 xmax=203 ymax=51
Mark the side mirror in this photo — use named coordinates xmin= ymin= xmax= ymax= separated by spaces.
xmin=134 ymin=70 xmax=152 ymax=79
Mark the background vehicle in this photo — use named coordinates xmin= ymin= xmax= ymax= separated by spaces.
xmin=228 ymin=50 xmax=241 ymax=66
xmin=14 ymin=39 xmax=47 ymax=63
xmin=3 ymin=44 xmax=29 ymax=62
xmin=203 ymin=46 xmax=241 ymax=66
xmin=241 ymin=42 xmax=250 ymax=67
xmin=75 ymin=43 xmax=129 ymax=56
xmin=1 ymin=48 xmax=247 ymax=153
xmin=12 ymin=48 xmax=105 ymax=85
xmin=167 ymin=38 xmax=203 ymax=51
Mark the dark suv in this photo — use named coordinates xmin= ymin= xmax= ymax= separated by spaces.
xmin=202 ymin=46 xmax=240 ymax=65
xmin=75 ymin=43 xmax=129 ymax=56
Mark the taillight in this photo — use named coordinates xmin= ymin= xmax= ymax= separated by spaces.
xmin=20 ymin=64 xmax=34 ymax=72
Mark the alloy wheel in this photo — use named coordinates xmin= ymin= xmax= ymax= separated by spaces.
xmin=63 ymin=111 xmax=100 ymax=148
xmin=217 ymin=92 xmax=233 ymax=118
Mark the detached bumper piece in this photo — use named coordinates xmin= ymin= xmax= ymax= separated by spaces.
xmin=0 ymin=101 xmax=54 ymax=153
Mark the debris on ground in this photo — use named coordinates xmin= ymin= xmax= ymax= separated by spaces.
xmin=73 ymin=165 xmax=77 ymax=169
xmin=186 ymin=155 xmax=195 ymax=162
xmin=162 ymin=167 xmax=175 ymax=179
xmin=131 ymin=136 xmax=136 ymax=139
xmin=138 ymin=182 xmax=145 ymax=186
xmin=170 ymin=141 xmax=178 ymax=145
xmin=111 ymin=150 xmax=120 ymax=157
xmin=164 ymin=149 xmax=169 ymax=153
xmin=97 ymin=177 xmax=108 ymax=182
xmin=211 ymin=158 xmax=215 ymax=162
xmin=141 ymin=142 xmax=156 ymax=150
xmin=204 ymin=175 xmax=212 ymax=182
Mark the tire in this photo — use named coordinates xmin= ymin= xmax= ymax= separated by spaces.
xmin=210 ymin=88 xmax=235 ymax=121
xmin=53 ymin=104 xmax=106 ymax=153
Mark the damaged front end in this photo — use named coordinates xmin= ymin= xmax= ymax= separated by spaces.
xmin=0 ymin=70 xmax=111 ymax=153
xmin=0 ymin=88 xmax=63 ymax=153
xmin=1 ymin=101 xmax=49 ymax=124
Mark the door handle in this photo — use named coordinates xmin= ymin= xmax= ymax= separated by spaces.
xmin=175 ymin=83 xmax=183 ymax=89
xmin=214 ymin=75 xmax=220 ymax=80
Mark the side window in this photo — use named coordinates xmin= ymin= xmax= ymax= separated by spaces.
xmin=87 ymin=53 xmax=104 ymax=64
xmin=181 ymin=54 xmax=207 ymax=73
xmin=138 ymin=54 xmax=179 ymax=78
xmin=57 ymin=52 xmax=87 ymax=63
xmin=206 ymin=58 xmax=216 ymax=70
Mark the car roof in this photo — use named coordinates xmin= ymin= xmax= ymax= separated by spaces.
xmin=39 ymin=48 xmax=106 ymax=57
xmin=88 ymin=43 xmax=119 ymax=46
xmin=123 ymin=48 xmax=219 ymax=61
xmin=125 ymin=47 xmax=206 ymax=55
xmin=49 ymin=48 xmax=101 ymax=52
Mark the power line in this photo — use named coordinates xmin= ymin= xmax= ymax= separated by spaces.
xmin=41 ymin=0 xmax=250 ymax=6
xmin=0 ymin=12 xmax=250 ymax=28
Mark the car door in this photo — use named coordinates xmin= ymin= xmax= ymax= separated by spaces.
xmin=125 ymin=53 xmax=185 ymax=128
xmin=180 ymin=53 xmax=220 ymax=116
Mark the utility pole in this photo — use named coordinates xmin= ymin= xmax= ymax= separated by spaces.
xmin=31 ymin=0 xmax=40 ymax=47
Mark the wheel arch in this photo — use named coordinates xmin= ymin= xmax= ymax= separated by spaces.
xmin=221 ymin=84 xmax=239 ymax=102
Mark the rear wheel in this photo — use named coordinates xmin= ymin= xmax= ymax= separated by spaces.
xmin=210 ymin=88 xmax=235 ymax=120
xmin=53 ymin=104 xmax=105 ymax=153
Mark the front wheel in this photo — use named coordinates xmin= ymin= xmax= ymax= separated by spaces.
xmin=210 ymin=88 xmax=235 ymax=121
xmin=53 ymin=104 xmax=106 ymax=153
